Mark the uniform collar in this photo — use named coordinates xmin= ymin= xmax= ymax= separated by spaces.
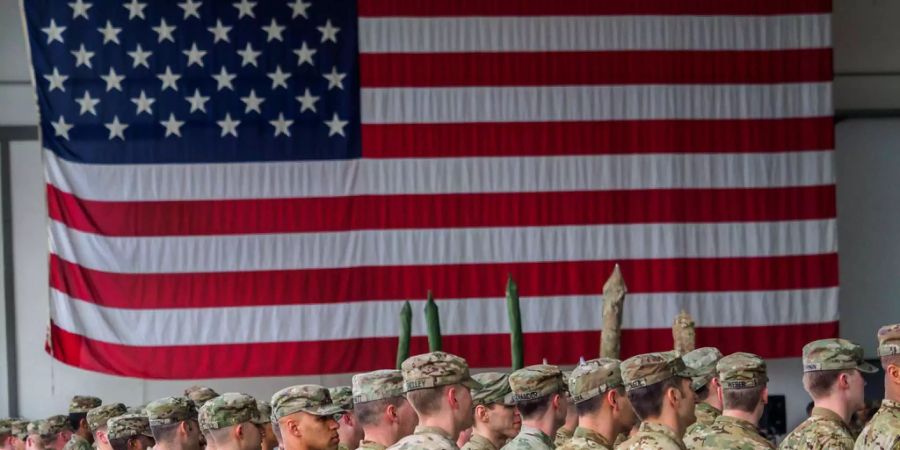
xmin=696 ymin=402 xmax=722 ymax=416
xmin=414 ymin=425 xmax=455 ymax=442
xmin=467 ymin=433 xmax=498 ymax=450
xmin=714 ymin=415 xmax=758 ymax=433
xmin=811 ymin=407 xmax=848 ymax=425
xmin=520 ymin=425 xmax=554 ymax=447
xmin=639 ymin=422 xmax=684 ymax=448
xmin=881 ymin=399 xmax=899 ymax=410
xmin=573 ymin=427 xmax=612 ymax=449
xmin=357 ymin=440 xmax=387 ymax=450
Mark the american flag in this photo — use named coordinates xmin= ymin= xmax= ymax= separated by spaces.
xmin=26 ymin=0 xmax=836 ymax=379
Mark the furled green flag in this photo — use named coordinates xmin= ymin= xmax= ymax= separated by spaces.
xmin=506 ymin=276 xmax=524 ymax=370
xmin=424 ymin=290 xmax=442 ymax=351
xmin=396 ymin=301 xmax=411 ymax=369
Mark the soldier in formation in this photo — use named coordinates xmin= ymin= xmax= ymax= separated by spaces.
xmin=255 ymin=401 xmax=279 ymax=450
xmin=504 ymin=365 xmax=568 ymax=450
xmin=854 ymin=323 xmax=900 ymax=449
xmin=62 ymin=396 xmax=101 ymax=450
xmin=352 ymin=370 xmax=418 ymax=450
xmin=557 ymin=358 xmax=636 ymax=450
xmin=106 ymin=414 xmax=154 ymax=450
xmin=198 ymin=394 xmax=262 ymax=450
xmin=462 ymin=372 xmax=520 ymax=450
xmin=329 ymin=387 xmax=363 ymax=450
xmin=681 ymin=348 xmax=723 ymax=449
xmin=146 ymin=396 xmax=200 ymax=450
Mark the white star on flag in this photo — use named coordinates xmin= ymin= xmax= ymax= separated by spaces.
xmin=185 ymin=89 xmax=210 ymax=113
xmin=128 ymin=44 xmax=152 ymax=69
xmin=153 ymin=18 xmax=177 ymax=43
xmin=270 ymin=113 xmax=293 ymax=137
xmin=131 ymin=90 xmax=156 ymax=115
xmin=42 ymin=19 xmax=66 ymax=44
xmin=178 ymin=0 xmax=202 ymax=19
xmin=268 ymin=66 xmax=291 ymax=90
xmin=75 ymin=91 xmax=100 ymax=116
xmin=52 ymin=116 xmax=74 ymax=140
xmin=294 ymin=42 xmax=316 ymax=67
xmin=295 ymin=88 xmax=319 ymax=113
xmin=183 ymin=43 xmax=207 ymax=67
xmin=158 ymin=66 xmax=181 ymax=91
xmin=262 ymin=19 xmax=285 ymax=42
xmin=233 ymin=0 xmax=256 ymax=19
xmin=317 ymin=19 xmax=339 ymax=43
xmin=323 ymin=67 xmax=346 ymax=90
xmin=123 ymin=0 xmax=147 ymax=20
xmin=71 ymin=44 xmax=95 ymax=68
xmin=161 ymin=113 xmax=185 ymax=137
xmin=98 ymin=21 xmax=121 ymax=45
xmin=44 ymin=68 xmax=68 ymax=92
xmin=288 ymin=0 xmax=311 ymax=19
xmin=217 ymin=113 xmax=240 ymax=137
xmin=208 ymin=20 xmax=231 ymax=43
xmin=101 ymin=67 xmax=125 ymax=92
xmin=240 ymin=90 xmax=265 ymax=114
xmin=324 ymin=113 xmax=348 ymax=137
xmin=237 ymin=43 xmax=261 ymax=67
xmin=105 ymin=116 xmax=128 ymax=140
xmin=69 ymin=0 xmax=92 ymax=20
xmin=213 ymin=67 xmax=236 ymax=91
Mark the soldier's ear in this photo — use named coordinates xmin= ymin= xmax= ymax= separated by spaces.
xmin=606 ymin=389 xmax=618 ymax=410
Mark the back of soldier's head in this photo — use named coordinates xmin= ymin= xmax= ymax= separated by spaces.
xmin=107 ymin=414 xmax=154 ymax=450
xmin=877 ymin=324 xmax=900 ymax=383
xmin=801 ymin=339 xmax=877 ymax=399
xmin=146 ymin=397 xmax=199 ymax=450
xmin=717 ymin=352 xmax=768 ymax=413
xmin=352 ymin=370 xmax=408 ymax=428
xmin=198 ymin=394 xmax=263 ymax=450
xmin=400 ymin=352 xmax=480 ymax=418
xmin=621 ymin=352 xmax=696 ymax=421
xmin=567 ymin=358 xmax=625 ymax=417
xmin=509 ymin=365 xmax=566 ymax=421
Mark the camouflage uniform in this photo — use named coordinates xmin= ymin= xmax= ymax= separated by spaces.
xmin=780 ymin=339 xmax=878 ymax=450
xmin=146 ymin=396 xmax=198 ymax=427
xmin=682 ymin=348 xmax=723 ymax=450
xmin=617 ymin=352 xmax=697 ymax=450
xmin=198 ymin=393 xmax=264 ymax=432
xmin=697 ymin=353 xmax=773 ymax=449
xmin=184 ymin=386 xmax=219 ymax=410
xmin=352 ymin=369 xmax=408 ymax=450
xmin=503 ymin=365 xmax=566 ymax=450
xmin=553 ymin=428 xmax=573 ymax=449
xmin=557 ymin=358 xmax=626 ymax=450
xmin=855 ymin=323 xmax=900 ymax=450
xmin=107 ymin=414 xmax=153 ymax=441
xmin=271 ymin=385 xmax=345 ymax=420
xmin=388 ymin=352 xmax=481 ymax=450
xmin=463 ymin=372 xmax=516 ymax=450
xmin=63 ymin=396 xmax=104 ymax=450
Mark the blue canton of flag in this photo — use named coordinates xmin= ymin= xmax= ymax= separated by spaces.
xmin=24 ymin=0 xmax=360 ymax=164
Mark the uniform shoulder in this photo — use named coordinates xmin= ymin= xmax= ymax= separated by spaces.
xmin=617 ymin=434 xmax=684 ymax=450
xmin=63 ymin=435 xmax=92 ymax=450
xmin=683 ymin=422 xmax=715 ymax=450
xmin=388 ymin=433 xmax=457 ymax=450
xmin=854 ymin=407 xmax=900 ymax=450
xmin=779 ymin=416 xmax=854 ymax=450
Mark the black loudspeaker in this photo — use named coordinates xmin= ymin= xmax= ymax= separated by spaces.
xmin=759 ymin=394 xmax=787 ymax=435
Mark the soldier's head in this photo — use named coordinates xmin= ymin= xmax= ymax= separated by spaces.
xmin=877 ymin=323 xmax=900 ymax=400
xmin=106 ymin=414 xmax=154 ymax=450
xmin=509 ymin=365 xmax=567 ymax=433
xmin=184 ymin=387 xmax=219 ymax=411
xmin=401 ymin=352 xmax=480 ymax=435
xmin=682 ymin=348 xmax=724 ymax=411
xmin=198 ymin=394 xmax=262 ymax=450
xmin=717 ymin=353 xmax=769 ymax=422
xmin=271 ymin=385 xmax=342 ymax=450
xmin=146 ymin=396 xmax=200 ymax=450
xmin=255 ymin=401 xmax=278 ymax=450
xmin=327 ymin=387 xmax=362 ymax=450
xmin=32 ymin=416 xmax=72 ymax=450
xmin=560 ymin=371 xmax=577 ymax=432
xmin=568 ymin=358 xmax=636 ymax=435
xmin=621 ymin=352 xmax=697 ymax=432
xmin=68 ymin=396 xmax=102 ymax=442
xmin=9 ymin=419 xmax=29 ymax=450
xmin=351 ymin=370 xmax=417 ymax=446
xmin=801 ymin=339 xmax=876 ymax=411
xmin=87 ymin=403 xmax=127 ymax=450
xmin=470 ymin=372 xmax=520 ymax=441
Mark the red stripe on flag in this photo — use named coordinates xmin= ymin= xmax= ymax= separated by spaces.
xmin=51 ymin=253 xmax=839 ymax=309
xmin=49 ymin=321 xmax=839 ymax=379
xmin=360 ymin=50 xmax=832 ymax=87
xmin=48 ymin=185 xmax=836 ymax=237
xmin=358 ymin=0 xmax=832 ymax=17
xmin=361 ymin=118 xmax=834 ymax=158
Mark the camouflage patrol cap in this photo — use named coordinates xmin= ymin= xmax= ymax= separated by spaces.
xmin=471 ymin=372 xmax=515 ymax=406
xmin=716 ymin=352 xmax=768 ymax=389
xmin=802 ymin=338 xmax=878 ymax=373
xmin=352 ymin=370 xmax=404 ymax=404
xmin=198 ymin=393 xmax=262 ymax=432
xmin=683 ymin=347 xmax=724 ymax=391
xmin=40 ymin=415 xmax=71 ymax=436
xmin=87 ymin=403 xmax=127 ymax=430
xmin=0 ymin=419 xmax=11 ymax=435
xmin=568 ymin=358 xmax=623 ymax=404
xmin=328 ymin=387 xmax=353 ymax=411
xmin=509 ymin=365 xmax=566 ymax=402
xmin=69 ymin=396 xmax=102 ymax=414
xmin=400 ymin=351 xmax=481 ymax=393
xmin=877 ymin=323 xmax=900 ymax=357
xmin=106 ymin=414 xmax=152 ymax=441
xmin=271 ymin=385 xmax=343 ymax=420
xmin=145 ymin=397 xmax=197 ymax=427
xmin=125 ymin=405 xmax=146 ymax=415
xmin=621 ymin=352 xmax=697 ymax=391
xmin=26 ymin=420 xmax=43 ymax=437
xmin=256 ymin=401 xmax=271 ymax=424
xmin=10 ymin=419 xmax=29 ymax=440
xmin=184 ymin=386 xmax=219 ymax=408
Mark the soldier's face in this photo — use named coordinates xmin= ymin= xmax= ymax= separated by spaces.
xmin=486 ymin=404 xmax=520 ymax=440
xmin=847 ymin=370 xmax=866 ymax=410
xmin=395 ymin=399 xmax=418 ymax=438
xmin=297 ymin=414 xmax=339 ymax=450
xmin=453 ymin=386 xmax=475 ymax=430
xmin=613 ymin=390 xmax=638 ymax=432
xmin=676 ymin=378 xmax=696 ymax=427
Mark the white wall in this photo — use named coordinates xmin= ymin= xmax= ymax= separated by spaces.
xmin=1 ymin=0 xmax=899 ymax=435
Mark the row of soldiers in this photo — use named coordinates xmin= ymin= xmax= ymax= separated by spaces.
xmin=3 ymin=325 xmax=898 ymax=450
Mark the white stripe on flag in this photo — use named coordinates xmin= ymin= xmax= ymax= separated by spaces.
xmin=359 ymin=15 xmax=831 ymax=53
xmin=46 ymin=150 xmax=835 ymax=201
xmin=50 ymin=287 xmax=839 ymax=346
xmin=49 ymin=219 xmax=837 ymax=273
xmin=361 ymin=84 xmax=832 ymax=124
